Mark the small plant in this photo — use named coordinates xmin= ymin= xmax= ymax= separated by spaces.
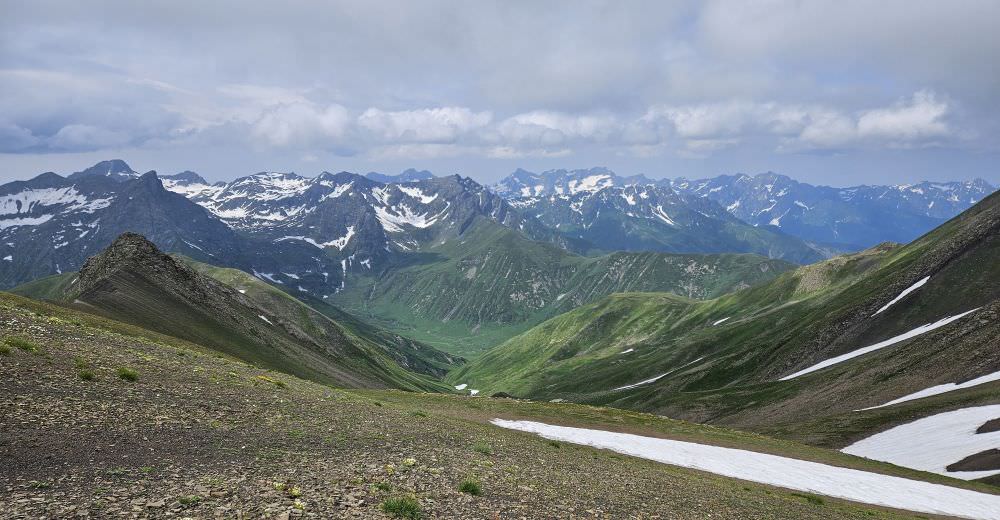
xmin=472 ymin=441 xmax=492 ymax=455
xmin=410 ymin=410 xmax=427 ymax=418
xmin=792 ymin=492 xmax=825 ymax=506
xmin=402 ymin=457 xmax=417 ymax=467
xmin=293 ymin=499 xmax=305 ymax=510
xmin=78 ymin=369 xmax=97 ymax=381
xmin=0 ymin=344 xmax=11 ymax=356
xmin=116 ymin=367 xmax=138 ymax=381
xmin=256 ymin=374 xmax=286 ymax=388
xmin=5 ymin=337 xmax=40 ymax=353
xmin=374 ymin=482 xmax=392 ymax=492
xmin=547 ymin=440 xmax=561 ymax=448
xmin=381 ymin=496 xmax=420 ymax=519
xmin=289 ymin=485 xmax=302 ymax=498
xmin=458 ymin=478 xmax=482 ymax=496
xmin=178 ymin=495 xmax=201 ymax=506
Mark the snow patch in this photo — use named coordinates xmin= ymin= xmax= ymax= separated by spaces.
xmin=258 ymin=315 xmax=273 ymax=325
xmin=614 ymin=357 xmax=704 ymax=391
xmin=860 ymin=369 xmax=1000 ymax=410
xmin=454 ymin=384 xmax=468 ymax=390
xmin=398 ymin=186 xmax=438 ymax=204
xmin=780 ymin=308 xmax=981 ymax=380
xmin=844 ymin=405 xmax=1000 ymax=481
xmin=872 ymin=276 xmax=930 ymax=316
xmin=712 ymin=317 xmax=730 ymax=326
xmin=492 ymin=419 xmax=1000 ymax=519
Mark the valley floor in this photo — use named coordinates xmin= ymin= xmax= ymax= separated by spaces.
xmin=1 ymin=293 xmax=996 ymax=519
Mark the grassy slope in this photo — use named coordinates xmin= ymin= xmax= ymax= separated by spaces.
xmin=13 ymin=261 xmax=454 ymax=393
xmin=331 ymin=218 xmax=792 ymax=357
xmin=1 ymin=291 xmax=993 ymax=519
xmin=455 ymin=191 xmax=1000 ymax=451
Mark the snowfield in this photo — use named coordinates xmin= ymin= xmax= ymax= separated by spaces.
xmin=780 ymin=308 xmax=981 ymax=380
xmin=860 ymin=369 xmax=1000 ymax=410
xmin=492 ymin=419 xmax=1000 ymax=519
xmin=843 ymin=404 xmax=1000 ymax=481
xmin=613 ymin=357 xmax=704 ymax=391
xmin=872 ymin=276 xmax=930 ymax=316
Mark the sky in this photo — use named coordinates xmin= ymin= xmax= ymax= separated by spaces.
xmin=1 ymin=0 xmax=998 ymax=186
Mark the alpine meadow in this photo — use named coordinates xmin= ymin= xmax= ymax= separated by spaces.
xmin=2 ymin=2 xmax=1000 ymax=519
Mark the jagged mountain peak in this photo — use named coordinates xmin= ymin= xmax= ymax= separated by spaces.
xmin=162 ymin=170 xmax=209 ymax=185
xmin=69 ymin=159 xmax=139 ymax=182
xmin=72 ymin=232 xmax=190 ymax=297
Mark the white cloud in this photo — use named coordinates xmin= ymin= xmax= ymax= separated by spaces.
xmin=358 ymin=107 xmax=492 ymax=143
xmin=857 ymin=91 xmax=950 ymax=142
xmin=249 ymin=102 xmax=351 ymax=148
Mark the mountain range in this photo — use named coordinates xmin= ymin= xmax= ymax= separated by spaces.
xmin=494 ymin=167 xmax=995 ymax=252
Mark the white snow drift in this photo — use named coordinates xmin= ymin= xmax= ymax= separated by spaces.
xmin=872 ymin=276 xmax=930 ymax=316
xmin=492 ymin=419 xmax=1000 ymax=519
xmin=860 ymin=369 xmax=1000 ymax=410
xmin=844 ymin=405 xmax=1000 ymax=481
xmin=780 ymin=308 xmax=980 ymax=380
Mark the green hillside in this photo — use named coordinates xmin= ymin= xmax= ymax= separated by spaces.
xmin=331 ymin=218 xmax=793 ymax=357
xmin=13 ymin=233 xmax=457 ymax=391
xmin=453 ymin=190 xmax=1000 ymax=450
xmin=2 ymin=289 xmax=993 ymax=518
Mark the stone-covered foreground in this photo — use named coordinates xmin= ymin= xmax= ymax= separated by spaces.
xmin=0 ymin=293 xmax=949 ymax=519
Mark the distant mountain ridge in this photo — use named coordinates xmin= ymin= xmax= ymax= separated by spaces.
xmin=493 ymin=167 xmax=996 ymax=251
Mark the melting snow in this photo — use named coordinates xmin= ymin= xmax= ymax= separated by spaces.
xmin=398 ymin=186 xmax=438 ymax=204
xmin=620 ymin=348 xmax=634 ymax=355
xmin=844 ymin=405 xmax=1000 ymax=481
xmin=860 ymin=369 xmax=1000 ymax=411
xmin=872 ymin=276 xmax=930 ymax=316
xmin=492 ymin=419 xmax=1000 ymax=519
xmin=0 ymin=214 xmax=54 ymax=229
xmin=651 ymin=205 xmax=676 ymax=226
xmin=454 ymin=384 xmax=468 ymax=390
xmin=258 ymin=315 xmax=273 ymax=325
xmin=779 ymin=308 xmax=981 ymax=381
xmin=614 ymin=357 xmax=704 ymax=391
xmin=469 ymin=389 xmax=479 ymax=396
xmin=712 ymin=317 xmax=730 ymax=326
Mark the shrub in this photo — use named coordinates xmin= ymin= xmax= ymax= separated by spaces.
xmin=116 ymin=367 xmax=138 ymax=381
xmin=381 ymin=496 xmax=420 ymax=519
xmin=547 ymin=440 xmax=561 ymax=448
xmin=472 ymin=441 xmax=493 ymax=455
xmin=458 ymin=478 xmax=482 ymax=496
xmin=374 ymin=482 xmax=392 ymax=492
xmin=0 ymin=345 xmax=10 ymax=356
xmin=5 ymin=337 xmax=39 ymax=353
xmin=78 ymin=369 xmax=97 ymax=381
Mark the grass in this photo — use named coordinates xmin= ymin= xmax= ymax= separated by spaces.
xmin=116 ymin=367 xmax=138 ymax=381
xmin=78 ymin=369 xmax=97 ymax=381
xmin=792 ymin=493 xmax=826 ymax=506
xmin=5 ymin=336 xmax=40 ymax=354
xmin=0 ymin=344 xmax=10 ymax=356
xmin=381 ymin=495 xmax=421 ymax=519
xmin=458 ymin=478 xmax=482 ymax=496
xmin=178 ymin=495 xmax=201 ymax=506
xmin=471 ymin=440 xmax=492 ymax=455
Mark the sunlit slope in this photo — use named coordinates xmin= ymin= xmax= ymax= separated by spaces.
xmin=455 ymin=191 xmax=1000 ymax=443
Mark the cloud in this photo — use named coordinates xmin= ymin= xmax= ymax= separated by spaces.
xmin=250 ymin=102 xmax=351 ymax=148
xmin=358 ymin=107 xmax=492 ymax=143
xmin=857 ymin=91 xmax=950 ymax=142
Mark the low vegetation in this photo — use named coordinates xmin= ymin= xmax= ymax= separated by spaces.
xmin=115 ymin=367 xmax=138 ymax=381
xmin=381 ymin=495 xmax=421 ymax=519
xmin=458 ymin=478 xmax=482 ymax=496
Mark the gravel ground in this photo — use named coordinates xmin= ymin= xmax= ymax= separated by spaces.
xmin=0 ymin=297 xmax=928 ymax=519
